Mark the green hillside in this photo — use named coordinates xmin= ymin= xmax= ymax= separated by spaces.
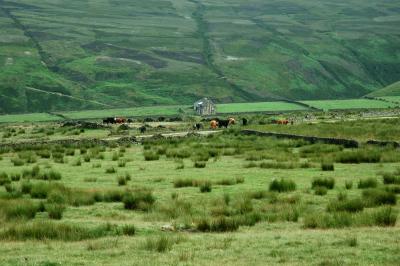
xmin=1 ymin=0 xmax=400 ymax=113
xmin=367 ymin=81 xmax=400 ymax=97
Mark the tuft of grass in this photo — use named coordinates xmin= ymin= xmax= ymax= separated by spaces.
xmin=358 ymin=178 xmax=378 ymax=189
xmin=199 ymin=181 xmax=212 ymax=193
xmin=46 ymin=204 xmax=65 ymax=220
xmin=144 ymin=235 xmax=179 ymax=253
xmin=144 ymin=151 xmax=160 ymax=161
xmin=123 ymin=190 xmax=155 ymax=211
xmin=336 ymin=150 xmax=381 ymax=164
xmin=372 ymin=207 xmax=397 ymax=227
xmin=0 ymin=199 xmax=39 ymax=220
xmin=314 ymin=186 xmax=328 ymax=196
xmin=11 ymin=158 xmax=25 ymax=166
xmin=327 ymin=198 xmax=364 ymax=213
xmin=118 ymin=160 xmax=126 ymax=168
xmin=321 ymin=161 xmax=334 ymax=171
xmin=362 ymin=189 xmax=397 ymax=206
xmin=269 ymin=179 xmax=296 ymax=193
xmin=117 ymin=176 xmax=128 ymax=186
xmin=105 ymin=166 xmax=117 ymax=174
xmin=121 ymin=225 xmax=136 ymax=236
xmin=312 ymin=177 xmax=335 ymax=189
xmin=194 ymin=161 xmax=206 ymax=168
xmin=382 ymin=172 xmax=400 ymax=185
xmin=20 ymin=181 xmax=32 ymax=194
xmin=345 ymin=180 xmax=353 ymax=190
xmin=346 ymin=237 xmax=358 ymax=247
xmin=0 ymin=222 xmax=117 ymax=241
xmin=0 ymin=173 xmax=11 ymax=186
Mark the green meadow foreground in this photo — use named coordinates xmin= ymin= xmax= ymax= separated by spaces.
xmin=0 ymin=116 xmax=399 ymax=265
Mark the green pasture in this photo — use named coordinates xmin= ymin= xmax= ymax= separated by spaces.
xmin=301 ymin=99 xmax=398 ymax=111
xmin=0 ymin=125 xmax=399 ymax=265
xmin=217 ymin=101 xmax=307 ymax=113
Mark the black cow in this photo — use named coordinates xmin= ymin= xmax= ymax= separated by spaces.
xmin=193 ymin=123 xmax=203 ymax=130
xmin=103 ymin=117 xmax=115 ymax=124
xmin=218 ymin=119 xmax=230 ymax=128
xmin=242 ymin=118 xmax=248 ymax=126
xmin=139 ymin=126 xmax=147 ymax=134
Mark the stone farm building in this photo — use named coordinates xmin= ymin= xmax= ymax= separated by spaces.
xmin=194 ymin=98 xmax=216 ymax=116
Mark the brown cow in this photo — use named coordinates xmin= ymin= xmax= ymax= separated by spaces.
xmin=210 ymin=120 xmax=218 ymax=129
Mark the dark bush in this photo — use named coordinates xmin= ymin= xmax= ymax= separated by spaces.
xmin=269 ymin=179 xmax=296 ymax=193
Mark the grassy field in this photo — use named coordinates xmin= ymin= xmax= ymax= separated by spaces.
xmin=301 ymin=99 xmax=398 ymax=111
xmin=248 ymin=118 xmax=400 ymax=142
xmin=60 ymin=105 xmax=191 ymax=120
xmin=0 ymin=119 xmax=399 ymax=265
xmin=1 ymin=98 xmax=399 ymax=123
xmin=379 ymin=96 xmax=400 ymax=104
xmin=217 ymin=101 xmax=307 ymax=113
xmin=1 ymin=0 xmax=400 ymax=113
xmin=0 ymin=113 xmax=61 ymax=123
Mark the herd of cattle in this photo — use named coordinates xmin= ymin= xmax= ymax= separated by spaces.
xmin=102 ymin=116 xmax=290 ymax=133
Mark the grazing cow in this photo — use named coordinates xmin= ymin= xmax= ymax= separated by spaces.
xmin=218 ymin=119 xmax=230 ymax=128
xmin=103 ymin=117 xmax=115 ymax=124
xmin=127 ymin=118 xmax=133 ymax=123
xmin=115 ymin=117 xmax=126 ymax=124
xmin=193 ymin=123 xmax=203 ymax=130
xmin=242 ymin=118 xmax=248 ymax=126
xmin=228 ymin=118 xmax=235 ymax=125
xmin=210 ymin=120 xmax=218 ymax=129
xmin=276 ymin=119 xmax=289 ymax=125
xmin=139 ymin=125 xmax=147 ymax=134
